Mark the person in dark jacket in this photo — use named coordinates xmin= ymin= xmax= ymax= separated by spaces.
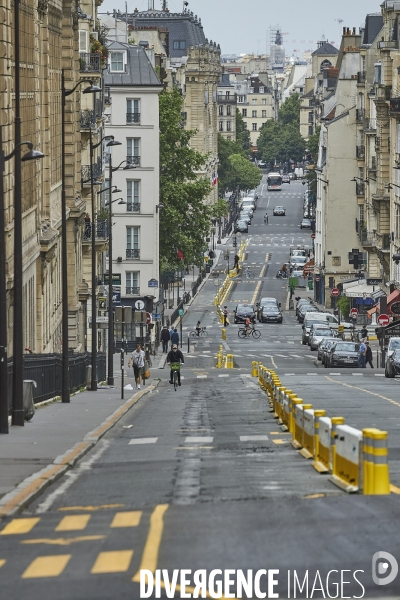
xmin=167 ymin=345 xmax=184 ymax=385
xmin=160 ymin=326 xmax=170 ymax=353
xmin=365 ymin=341 xmax=373 ymax=368
xmin=170 ymin=328 xmax=180 ymax=347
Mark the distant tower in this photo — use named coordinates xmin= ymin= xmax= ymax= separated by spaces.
xmin=269 ymin=25 xmax=285 ymax=73
xmin=148 ymin=0 xmax=154 ymax=9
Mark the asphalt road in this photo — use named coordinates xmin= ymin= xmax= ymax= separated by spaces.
xmin=1 ymin=178 xmax=400 ymax=599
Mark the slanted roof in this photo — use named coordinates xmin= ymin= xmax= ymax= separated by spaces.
xmin=104 ymin=42 xmax=161 ymax=87
xmin=312 ymin=42 xmax=339 ymax=56
xmin=363 ymin=13 xmax=384 ymax=45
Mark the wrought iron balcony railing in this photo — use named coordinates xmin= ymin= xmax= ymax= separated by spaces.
xmin=80 ymin=109 xmax=96 ymax=130
xmin=126 ymin=203 xmax=140 ymax=212
xmin=126 ymin=155 xmax=141 ymax=167
xmin=356 ymin=108 xmax=365 ymax=123
xmin=126 ymin=248 xmax=140 ymax=259
xmin=126 ymin=113 xmax=140 ymax=124
xmin=356 ymin=145 xmax=365 ymax=159
xmin=125 ymin=286 xmax=140 ymax=295
xmin=356 ymin=182 xmax=365 ymax=196
xmin=83 ymin=220 xmax=108 ymax=242
xmin=81 ymin=156 xmax=103 ymax=184
xmin=79 ymin=52 xmax=101 ymax=73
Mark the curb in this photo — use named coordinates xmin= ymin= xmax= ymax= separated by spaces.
xmin=0 ymin=384 xmax=159 ymax=519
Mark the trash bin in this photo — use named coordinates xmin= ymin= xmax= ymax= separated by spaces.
xmin=23 ymin=380 xmax=36 ymax=422
xmin=208 ymin=259 xmax=214 ymax=267
xmin=86 ymin=365 xmax=92 ymax=389
xmin=206 ymin=265 xmax=211 ymax=273
xmin=308 ymin=279 xmax=313 ymax=290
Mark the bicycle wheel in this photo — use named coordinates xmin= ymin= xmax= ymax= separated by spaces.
xmin=190 ymin=331 xmax=197 ymax=338
xmin=252 ymin=329 xmax=261 ymax=339
xmin=247 ymin=271 xmax=255 ymax=278
xmin=238 ymin=329 xmax=247 ymax=339
xmin=173 ymin=370 xmax=178 ymax=391
xmin=200 ymin=330 xmax=208 ymax=337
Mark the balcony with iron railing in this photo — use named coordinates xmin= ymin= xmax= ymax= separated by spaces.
xmin=357 ymin=71 xmax=366 ymax=84
xmin=126 ymin=113 xmax=140 ymax=124
xmin=126 ymin=248 xmax=140 ymax=259
xmin=356 ymin=108 xmax=366 ymax=123
xmin=79 ymin=53 xmax=101 ymax=73
xmin=80 ymin=109 xmax=96 ymax=130
xmin=127 ymin=203 xmax=140 ymax=212
xmin=125 ymin=286 xmax=140 ymax=295
xmin=364 ymin=118 xmax=377 ymax=132
xmin=356 ymin=182 xmax=365 ymax=196
xmin=82 ymin=220 xmax=108 ymax=243
xmin=356 ymin=145 xmax=365 ymax=159
xmin=217 ymin=96 xmax=237 ymax=104
xmin=126 ymin=155 xmax=140 ymax=167
xmin=81 ymin=156 xmax=103 ymax=184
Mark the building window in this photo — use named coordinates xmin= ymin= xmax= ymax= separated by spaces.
xmin=173 ymin=40 xmax=186 ymax=50
xmin=127 ymin=138 xmax=140 ymax=166
xmin=110 ymin=51 xmax=124 ymax=72
xmin=126 ymin=226 xmax=140 ymax=259
xmin=102 ymin=179 xmax=110 ymax=207
xmin=252 ymin=123 xmax=257 ymax=131
xmin=219 ymin=121 xmax=224 ymax=131
xmin=242 ymin=109 xmax=247 ymax=117
xmin=218 ymin=105 xmax=224 ymax=116
xmin=262 ymin=110 xmax=266 ymax=118
xmin=227 ymin=105 xmax=231 ymax=116
xmin=238 ymin=95 xmax=244 ymax=103
xmin=262 ymin=98 xmax=267 ymax=105
xmin=374 ymin=63 xmax=382 ymax=84
xmin=249 ymin=87 xmax=254 ymax=93
xmin=127 ymin=99 xmax=140 ymax=124
xmin=225 ymin=91 xmax=230 ymax=99
xmin=127 ymin=180 xmax=140 ymax=212
xmin=252 ymin=110 xmax=257 ymax=117
xmin=259 ymin=87 xmax=264 ymax=93
xmin=308 ymin=126 xmax=313 ymax=136
xmin=126 ymin=271 xmax=140 ymax=295
xmin=252 ymin=98 xmax=257 ymax=105
xmin=395 ymin=204 xmax=400 ymax=239
xmin=227 ymin=121 xmax=231 ymax=131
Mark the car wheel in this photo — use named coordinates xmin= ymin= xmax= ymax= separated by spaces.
xmin=385 ymin=368 xmax=390 ymax=378
xmin=390 ymin=369 xmax=395 ymax=378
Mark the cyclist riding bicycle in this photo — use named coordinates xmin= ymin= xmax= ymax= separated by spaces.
xmin=195 ymin=321 xmax=201 ymax=336
xmin=167 ymin=344 xmax=185 ymax=386
xmin=245 ymin=316 xmax=252 ymax=336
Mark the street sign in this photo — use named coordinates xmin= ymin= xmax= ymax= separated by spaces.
xmin=178 ymin=308 xmax=184 ymax=316
xmin=104 ymin=273 xmax=121 ymax=285
xmin=315 ymin=275 xmax=320 ymax=282
xmin=338 ymin=325 xmax=345 ymax=333
xmin=390 ymin=301 xmax=400 ymax=315
xmin=112 ymin=286 xmax=121 ymax=304
xmin=378 ymin=314 xmax=390 ymax=326
xmin=350 ymin=308 xmax=358 ymax=318
xmin=88 ymin=316 xmax=109 ymax=323
xmin=135 ymin=300 xmax=145 ymax=310
xmin=146 ymin=312 xmax=152 ymax=325
xmin=331 ymin=288 xmax=340 ymax=297
xmin=367 ymin=278 xmax=383 ymax=286
xmin=311 ymin=233 xmax=316 ymax=239
xmin=148 ymin=279 xmax=159 ymax=288
xmin=98 ymin=296 xmax=107 ymax=310
xmin=152 ymin=313 xmax=161 ymax=320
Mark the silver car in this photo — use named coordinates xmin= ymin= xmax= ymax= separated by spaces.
xmin=310 ymin=328 xmax=335 ymax=351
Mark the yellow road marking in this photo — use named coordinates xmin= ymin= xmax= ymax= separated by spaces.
xmin=0 ymin=559 xmax=6 ymax=568
xmin=55 ymin=515 xmax=91 ymax=532
xmin=22 ymin=555 xmax=71 ymax=578
xmin=390 ymin=484 xmax=400 ymax=494
xmin=58 ymin=504 xmax=124 ymax=512
xmin=91 ymin=550 xmax=134 ymax=574
xmin=111 ymin=511 xmax=142 ymax=528
xmin=22 ymin=535 xmax=105 ymax=546
xmin=0 ymin=518 xmax=40 ymax=535
xmin=325 ymin=377 xmax=400 ymax=408
xmin=272 ymin=439 xmax=288 ymax=445
xmin=270 ymin=431 xmax=290 ymax=435
xmin=271 ymin=357 xmax=278 ymax=370
xmin=259 ymin=265 xmax=266 ymax=278
xmin=251 ymin=281 xmax=262 ymax=306
xmin=132 ymin=504 xmax=169 ymax=582
xmin=304 ymin=493 xmax=326 ymax=499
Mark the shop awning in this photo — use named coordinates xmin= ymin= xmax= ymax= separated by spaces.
xmin=344 ymin=280 xmax=383 ymax=298
xmin=303 ymin=259 xmax=314 ymax=276
xmin=388 ymin=289 xmax=400 ymax=315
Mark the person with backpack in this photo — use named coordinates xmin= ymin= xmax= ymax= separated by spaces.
xmin=129 ymin=343 xmax=145 ymax=389
xmin=160 ymin=326 xmax=170 ymax=353
xmin=170 ymin=328 xmax=180 ymax=347
xmin=223 ymin=306 xmax=229 ymax=326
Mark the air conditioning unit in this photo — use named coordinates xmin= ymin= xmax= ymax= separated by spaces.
xmin=117 ymin=257 xmax=122 ymax=262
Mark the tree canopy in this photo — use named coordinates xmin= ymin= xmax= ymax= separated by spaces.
xmin=256 ymin=94 xmax=306 ymax=168
xmin=307 ymin=126 xmax=321 ymax=164
xmin=236 ymin=108 xmax=251 ymax=152
xmin=217 ymin=135 xmax=261 ymax=194
xmin=228 ymin=154 xmax=261 ymax=191
xmin=159 ymin=88 xmax=212 ymax=269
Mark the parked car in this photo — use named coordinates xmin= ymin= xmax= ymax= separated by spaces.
xmin=239 ymin=213 xmax=251 ymax=225
xmin=325 ymin=341 xmax=360 ymax=368
xmin=257 ymin=297 xmax=279 ymax=320
xmin=302 ymin=316 xmax=333 ymax=345
xmin=273 ymin=206 xmax=286 ymax=216
xmin=289 ymin=172 xmax=295 ymax=180
xmin=321 ymin=339 xmax=336 ymax=365
xmin=233 ymin=304 xmax=255 ymax=324
xmin=240 ymin=206 xmax=253 ymax=217
xmin=318 ymin=337 xmax=334 ymax=362
xmin=241 ymin=200 xmax=256 ymax=212
xmin=385 ymin=349 xmax=400 ymax=378
xmin=300 ymin=218 xmax=312 ymax=229
xmin=297 ymin=304 xmax=318 ymax=322
xmin=282 ymin=174 xmax=290 ymax=184
xmin=386 ymin=337 xmax=400 ymax=359
xmin=260 ymin=305 xmax=283 ymax=323
xmin=296 ymin=298 xmax=313 ymax=313
xmin=235 ymin=220 xmax=248 ymax=233
xmin=310 ymin=327 xmax=335 ymax=351
xmin=290 ymin=256 xmax=307 ymax=269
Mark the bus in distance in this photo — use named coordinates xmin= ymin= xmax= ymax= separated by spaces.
xmin=267 ymin=172 xmax=282 ymax=191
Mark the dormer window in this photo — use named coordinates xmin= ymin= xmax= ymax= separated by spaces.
xmin=259 ymin=87 xmax=264 ymax=93
xmin=249 ymin=87 xmax=254 ymax=94
xmin=110 ymin=51 xmax=125 ymax=72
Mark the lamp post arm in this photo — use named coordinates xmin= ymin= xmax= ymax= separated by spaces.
xmin=64 ymin=79 xmax=95 ymax=99
xmin=4 ymin=141 xmax=35 ymax=162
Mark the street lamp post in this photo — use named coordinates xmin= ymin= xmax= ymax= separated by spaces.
xmin=0 ymin=128 xmax=44 ymax=433
xmin=61 ymin=70 xmax=100 ymax=403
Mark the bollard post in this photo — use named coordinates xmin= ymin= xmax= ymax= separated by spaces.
xmin=313 ymin=410 xmax=326 ymax=460
xmin=226 ymin=354 xmax=234 ymax=369
xmin=372 ymin=430 xmax=390 ymax=495
xmin=121 ymin=348 xmax=124 ymax=400
xmin=187 ymin=334 xmax=190 ymax=355
xmin=331 ymin=417 xmax=345 ymax=473
xmin=222 ymin=328 xmax=226 ymax=340
xmin=251 ymin=361 xmax=259 ymax=377
xmin=362 ymin=428 xmax=377 ymax=495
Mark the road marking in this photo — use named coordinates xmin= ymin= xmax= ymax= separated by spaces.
xmin=0 ymin=518 xmax=40 ymax=535
xmin=197 ymin=375 xmax=208 ymax=379
xmin=185 ymin=437 xmax=213 ymax=443
xmin=58 ymin=504 xmax=124 ymax=512
xmin=390 ymin=484 xmax=400 ymax=494
xmin=175 ymin=446 xmax=214 ymax=450
xmin=240 ymin=435 xmax=269 ymax=442
xmin=0 ymin=559 xmax=5 ymax=569
xmin=271 ymin=357 xmax=278 ymax=369
xmin=272 ymin=439 xmax=288 ymax=445
xmin=22 ymin=555 xmax=71 ymax=578
xmin=375 ymin=374 xmax=385 ymax=377
xmin=251 ymin=281 xmax=262 ymax=305
xmin=91 ymin=550 xmax=134 ymax=574
xmin=132 ymin=504 xmax=169 ymax=582
xmin=129 ymin=438 xmax=158 ymax=445
xmin=22 ymin=535 xmax=105 ymax=546
xmin=325 ymin=377 xmax=400 ymax=408
xmin=218 ymin=374 xmax=229 ymax=377
xmin=111 ymin=511 xmax=142 ymax=528
xmin=55 ymin=515 xmax=91 ymax=532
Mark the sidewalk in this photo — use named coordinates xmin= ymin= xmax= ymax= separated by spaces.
xmin=0 ymin=355 xmax=161 ymax=518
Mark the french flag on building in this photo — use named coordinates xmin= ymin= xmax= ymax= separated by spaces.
xmin=212 ymin=172 xmax=218 ymax=186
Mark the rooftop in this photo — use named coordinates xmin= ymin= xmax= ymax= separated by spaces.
xmin=104 ymin=43 xmax=161 ymax=87
xmin=312 ymin=42 xmax=339 ymax=56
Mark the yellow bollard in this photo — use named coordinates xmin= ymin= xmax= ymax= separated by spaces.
xmin=372 ymin=430 xmax=390 ymax=495
xmin=331 ymin=417 xmax=345 ymax=473
xmin=251 ymin=361 xmax=259 ymax=377
xmin=313 ymin=410 xmax=326 ymax=460
xmin=362 ymin=428 xmax=378 ymax=495
xmin=291 ymin=399 xmax=304 ymax=443
xmin=226 ymin=354 xmax=234 ymax=369
xmin=222 ymin=328 xmax=226 ymax=340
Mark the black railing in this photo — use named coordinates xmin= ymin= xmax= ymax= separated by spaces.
xmin=6 ymin=353 xmax=106 ymax=410
xmin=83 ymin=220 xmax=108 ymax=241
xmin=371 ymin=156 xmax=377 ymax=170
xmin=356 ymin=145 xmax=365 ymax=159
xmin=126 ymin=155 xmax=140 ymax=167
xmin=126 ymin=248 xmax=140 ymax=259
xmin=125 ymin=286 xmax=140 ymax=295
xmin=79 ymin=52 xmax=101 ymax=73
xmin=356 ymin=108 xmax=365 ymax=122
xmin=81 ymin=156 xmax=103 ymax=183
xmin=127 ymin=203 xmax=140 ymax=212
xmin=80 ymin=109 xmax=96 ymax=130
xmin=191 ymin=271 xmax=206 ymax=297
xmin=126 ymin=112 xmax=140 ymax=124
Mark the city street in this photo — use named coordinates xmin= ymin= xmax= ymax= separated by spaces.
xmin=1 ymin=179 xmax=400 ymax=598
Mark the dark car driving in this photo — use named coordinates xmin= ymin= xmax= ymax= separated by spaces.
xmin=260 ymin=305 xmax=283 ymax=323
xmin=385 ymin=349 xmax=400 ymax=378
xmin=233 ymin=304 xmax=255 ymax=324
xmin=235 ymin=220 xmax=248 ymax=233
xmin=325 ymin=341 xmax=360 ymax=368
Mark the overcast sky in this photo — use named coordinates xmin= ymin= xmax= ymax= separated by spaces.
xmin=98 ymin=0 xmax=382 ymax=56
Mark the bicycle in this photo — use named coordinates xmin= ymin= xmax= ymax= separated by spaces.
xmin=189 ymin=327 xmax=208 ymax=338
xmin=170 ymin=362 xmax=181 ymax=391
xmin=238 ymin=327 xmax=261 ymax=339
xmin=243 ymin=266 xmax=255 ymax=278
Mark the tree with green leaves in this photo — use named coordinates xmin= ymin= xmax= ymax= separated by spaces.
xmin=217 ymin=134 xmax=242 ymax=194
xmin=228 ymin=154 xmax=262 ymax=191
xmin=307 ymin=126 xmax=321 ymax=163
xmin=278 ymin=93 xmax=301 ymax=126
xmin=236 ymin=108 xmax=251 ymax=151
xmin=159 ymin=88 xmax=212 ymax=270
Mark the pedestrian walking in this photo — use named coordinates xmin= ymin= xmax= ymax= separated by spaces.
xmin=170 ymin=328 xmax=180 ymax=347
xmin=365 ymin=341 xmax=374 ymax=368
xmin=234 ymin=253 xmax=239 ymax=270
xmin=360 ymin=326 xmax=368 ymax=340
xmin=160 ymin=325 xmax=170 ymax=354
xmin=223 ymin=306 xmax=229 ymax=326
xmin=130 ymin=343 xmax=145 ymax=389
xmin=264 ymin=212 xmax=268 ymax=224
xmin=358 ymin=339 xmax=367 ymax=368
